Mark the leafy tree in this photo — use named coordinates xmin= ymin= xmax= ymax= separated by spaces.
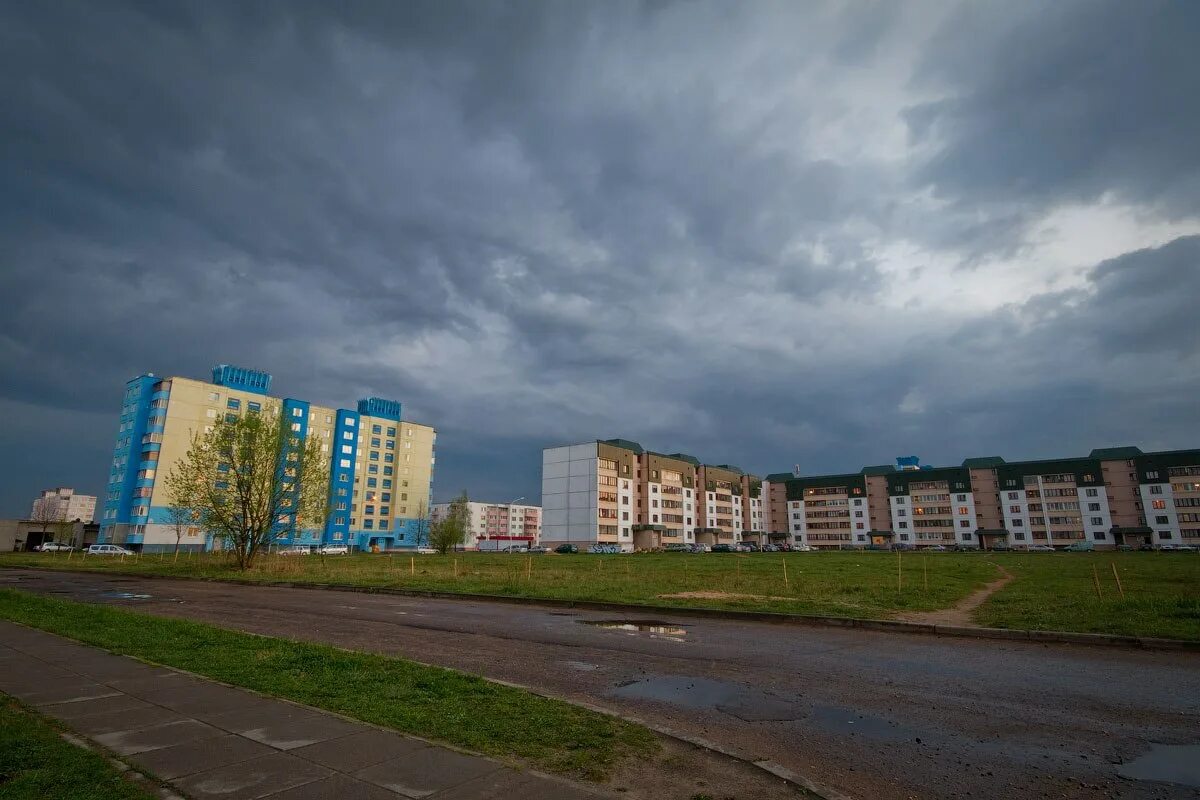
xmin=166 ymin=408 xmax=329 ymax=570
xmin=429 ymin=491 xmax=469 ymax=555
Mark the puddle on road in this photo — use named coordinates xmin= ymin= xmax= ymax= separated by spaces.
xmin=563 ymin=661 xmax=601 ymax=671
xmin=580 ymin=620 xmax=687 ymax=637
xmin=1118 ymin=744 xmax=1200 ymax=787
xmin=98 ymin=591 xmax=182 ymax=603
xmin=611 ymin=675 xmax=803 ymax=722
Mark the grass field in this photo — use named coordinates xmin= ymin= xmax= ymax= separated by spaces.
xmin=1 ymin=549 xmax=1198 ymax=639
xmin=0 ymin=588 xmax=656 ymax=780
xmin=0 ymin=696 xmax=157 ymax=800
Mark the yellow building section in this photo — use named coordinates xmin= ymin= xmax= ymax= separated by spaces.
xmin=351 ymin=414 xmax=435 ymax=538
xmin=147 ymin=376 xmax=337 ymax=510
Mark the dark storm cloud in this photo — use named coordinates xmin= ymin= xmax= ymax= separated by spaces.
xmin=0 ymin=0 xmax=1196 ymax=514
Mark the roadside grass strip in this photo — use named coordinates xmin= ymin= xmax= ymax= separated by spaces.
xmin=0 ymin=696 xmax=157 ymax=800
xmin=0 ymin=588 xmax=658 ymax=780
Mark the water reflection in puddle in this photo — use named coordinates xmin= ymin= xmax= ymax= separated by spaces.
xmin=580 ymin=620 xmax=687 ymax=637
xmin=611 ymin=675 xmax=802 ymax=721
xmin=1118 ymin=744 xmax=1200 ymax=787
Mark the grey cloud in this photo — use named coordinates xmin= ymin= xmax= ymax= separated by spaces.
xmin=0 ymin=1 xmax=1196 ymax=514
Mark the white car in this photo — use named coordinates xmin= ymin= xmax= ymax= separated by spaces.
xmin=37 ymin=542 xmax=74 ymax=552
xmin=791 ymin=544 xmax=813 ymax=552
xmin=87 ymin=544 xmax=135 ymax=556
xmin=414 ymin=547 xmax=438 ymax=555
xmin=316 ymin=545 xmax=349 ymax=555
xmin=278 ymin=546 xmax=311 ymax=556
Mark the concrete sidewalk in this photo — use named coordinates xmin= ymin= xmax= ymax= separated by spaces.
xmin=0 ymin=620 xmax=604 ymax=800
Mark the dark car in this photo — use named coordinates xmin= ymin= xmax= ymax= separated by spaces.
xmin=554 ymin=544 xmax=579 ymax=554
xmin=710 ymin=544 xmax=736 ymax=553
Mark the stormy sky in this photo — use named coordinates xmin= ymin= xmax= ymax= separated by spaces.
xmin=1 ymin=0 xmax=1198 ymax=515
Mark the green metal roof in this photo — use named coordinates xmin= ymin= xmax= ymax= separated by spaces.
xmin=600 ymin=438 xmax=644 ymax=454
xmin=666 ymin=452 xmax=701 ymax=466
xmin=860 ymin=464 xmax=897 ymax=476
xmin=962 ymin=456 xmax=1006 ymax=468
xmin=1089 ymin=446 xmax=1144 ymax=460
xmin=764 ymin=472 xmax=794 ymax=482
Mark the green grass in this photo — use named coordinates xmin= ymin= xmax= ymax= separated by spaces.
xmin=0 ymin=697 xmax=156 ymax=800
xmin=2 ymin=549 xmax=1198 ymax=639
xmin=977 ymin=552 xmax=1200 ymax=640
xmin=0 ymin=550 xmax=999 ymax=617
xmin=0 ymin=589 xmax=657 ymax=780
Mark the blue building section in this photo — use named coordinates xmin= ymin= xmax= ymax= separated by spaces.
xmin=99 ymin=374 xmax=160 ymax=544
xmin=272 ymin=398 xmax=322 ymax=548
xmin=322 ymin=409 xmax=360 ymax=545
xmin=357 ymin=397 xmax=400 ymax=421
xmin=212 ymin=364 xmax=272 ymax=395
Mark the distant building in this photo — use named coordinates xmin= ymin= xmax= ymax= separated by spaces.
xmin=99 ymin=364 xmax=436 ymax=553
xmin=431 ymin=501 xmax=541 ymax=550
xmin=1 ymin=518 xmax=100 ymax=552
xmin=31 ymin=487 xmax=96 ymax=524
xmin=541 ymin=440 xmax=764 ymax=552
xmin=762 ymin=446 xmax=1200 ymax=550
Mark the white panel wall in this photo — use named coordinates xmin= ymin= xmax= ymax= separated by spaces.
xmin=541 ymin=442 xmax=598 ymax=545
xmin=1078 ymin=486 xmax=1112 ymax=544
xmin=951 ymin=490 xmax=977 ymax=546
xmin=1140 ymin=483 xmax=1180 ymax=544
xmin=1000 ymin=487 xmax=1031 ymax=546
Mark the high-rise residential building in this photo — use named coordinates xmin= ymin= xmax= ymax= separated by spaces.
xmin=31 ymin=487 xmax=97 ymax=524
xmin=99 ymin=364 xmax=435 ymax=553
xmin=541 ymin=439 xmax=762 ymax=552
xmin=763 ymin=447 xmax=1200 ymax=550
xmin=430 ymin=501 xmax=542 ymax=550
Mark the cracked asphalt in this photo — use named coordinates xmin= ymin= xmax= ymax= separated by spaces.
xmin=3 ymin=568 xmax=1198 ymax=799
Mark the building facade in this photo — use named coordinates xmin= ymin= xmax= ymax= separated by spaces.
xmin=31 ymin=487 xmax=97 ymax=524
xmin=98 ymin=364 xmax=436 ymax=553
xmin=763 ymin=446 xmax=1200 ymax=550
xmin=430 ymin=501 xmax=542 ymax=550
xmin=541 ymin=440 xmax=762 ymax=551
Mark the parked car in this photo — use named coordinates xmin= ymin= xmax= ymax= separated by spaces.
xmin=924 ymin=545 xmax=949 ymax=552
xmin=316 ymin=545 xmax=348 ymax=555
xmin=688 ymin=543 xmax=710 ymax=553
xmin=792 ymin=544 xmax=813 ymax=552
xmin=761 ymin=544 xmax=778 ymax=552
xmin=526 ymin=546 xmax=548 ymax=554
xmin=1026 ymin=545 xmax=1054 ymax=552
xmin=86 ymin=544 xmax=135 ymax=556
xmin=710 ymin=544 xmax=736 ymax=553
xmin=37 ymin=542 xmax=74 ymax=552
xmin=1065 ymin=541 xmax=1094 ymax=552
xmin=554 ymin=544 xmax=579 ymax=554
xmin=279 ymin=546 xmax=311 ymax=556
xmin=414 ymin=547 xmax=438 ymax=554
xmin=663 ymin=543 xmax=690 ymax=552
xmin=588 ymin=544 xmax=623 ymax=554
xmin=738 ymin=543 xmax=760 ymax=552
xmin=1159 ymin=544 xmax=1198 ymax=552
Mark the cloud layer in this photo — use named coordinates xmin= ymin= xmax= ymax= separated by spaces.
xmin=1 ymin=0 xmax=1197 ymax=512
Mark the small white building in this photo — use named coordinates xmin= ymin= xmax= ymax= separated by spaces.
xmin=430 ymin=501 xmax=542 ymax=550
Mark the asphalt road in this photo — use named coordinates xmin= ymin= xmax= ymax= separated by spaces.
xmin=4 ymin=569 xmax=1199 ymax=799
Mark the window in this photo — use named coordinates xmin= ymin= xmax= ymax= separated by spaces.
xmin=1092 ymin=531 xmax=1106 ymax=540
xmin=387 ymin=427 xmax=396 ymax=436
xmin=1008 ymin=492 xmax=1019 ymax=500
xmin=341 ymin=445 xmax=352 ymax=454
xmin=1009 ymin=505 xmax=1021 ymax=513
xmin=291 ymin=423 xmax=301 ymax=432
xmin=855 ymin=510 xmax=863 ymax=517
xmin=365 ymin=505 xmax=375 ymax=515
xmin=1147 ymin=470 xmax=1160 ymax=480
xmin=226 ymin=413 xmax=237 ymax=423
xmin=384 ymin=480 xmax=393 ymax=489
xmin=1152 ymin=499 xmax=1166 ymax=509
xmin=205 ymin=409 xmax=217 ymax=419
xmin=291 ymin=407 xmax=302 ymax=418
xmin=1155 ymin=515 xmax=1170 ymax=525
xmin=379 ymin=520 xmax=389 ymax=530
xmin=372 ymin=425 xmax=382 ymax=434
xmin=898 ymin=521 xmax=908 ymax=529
xmin=857 ymin=534 xmax=866 ymax=540
xmin=384 ymin=466 xmax=393 ymax=475
xmin=1160 ymin=531 xmax=1173 ymax=539
xmin=958 ymin=506 xmax=969 ymax=515
xmin=1091 ymin=517 xmax=1104 ymax=525
xmin=959 ymin=520 xmax=970 ymax=527
xmin=856 ymin=523 xmax=864 ymax=530
xmin=364 ymin=519 xmax=374 ymax=529
xmin=957 ymin=494 xmax=967 ymax=502
xmin=1013 ymin=532 xmax=1026 ymax=541
xmin=345 ymin=418 xmax=355 ymax=427
xmin=371 ymin=437 xmax=381 ymax=447
xmin=897 ymin=509 xmax=906 ymax=517
xmin=381 ymin=492 xmax=391 ymax=502
xmin=368 ymin=464 xmax=378 ymax=474
xmin=370 ymin=451 xmax=379 ymax=461
xmin=1085 ymin=488 xmax=1098 ymax=497
xmin=1150 ymin=485 xmax=1163 ymax=495
xmin=380 ymin=506 xmax=390 ymax=516
xmin=962 ymin=533 xmax=972 ymax=540
xmin=342 ymin=431 xmax=353 ymax=440
xmin=208 ymin=392 xmax=220 ymax=402
xmin=227 ymin=398 xmax=241 ymax=410
xmin=1088 ymin=503 xmax=1101 ymax=511
xmin=1012 ymin=519 xmax=1023 ymax=527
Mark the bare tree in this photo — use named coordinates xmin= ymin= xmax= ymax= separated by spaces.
xmin=30 ymin=498 xmax=58 ymax=539
xmin=166 ymin=407 xmax=329 ymax=570
xmin=429 ymin=491 xmax=469 ymax=555
xmin=413 ymin=499 xmax=431 ymax=548
xmin=164 ymin=502 xmax=195 ymax=561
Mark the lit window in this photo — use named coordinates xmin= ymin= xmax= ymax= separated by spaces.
xmin=291 ymin=408 xmax=302 ymax=418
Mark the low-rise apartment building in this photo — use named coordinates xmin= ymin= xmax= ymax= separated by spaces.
xmin=764 ymin=446 xmax=1200 ymax=550
xmin=541 ymin=440 xmax=761 ymax=552
xmin=430 ymin=501 xmax=542 ymax=550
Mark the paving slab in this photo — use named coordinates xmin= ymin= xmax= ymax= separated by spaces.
xmin=260 ymin=773 xmax=401 ymax=800
xmin=354 ymin=748 xmax=501 ymax=798
xmin=38 ymin=693 xmax=156 ymax=720
xmin=130 ymin=733 xmax=276 ymax=780
xmin=428 ymin=770 xmax=607 ymax=800
xmin=64 ymin=705 xmax=192 ymax=736
xmin=174 ymin=752 xmax=333 ymax=800
xmin=290 ymin=729 xmax=428 ymax=773
xmin=205 ymin=705 xmax=367 ymax=750
xmin=13 ymin=683 xmax=122 ymax=705
xmin=93 ymin=718 xmax=225 ymax=755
